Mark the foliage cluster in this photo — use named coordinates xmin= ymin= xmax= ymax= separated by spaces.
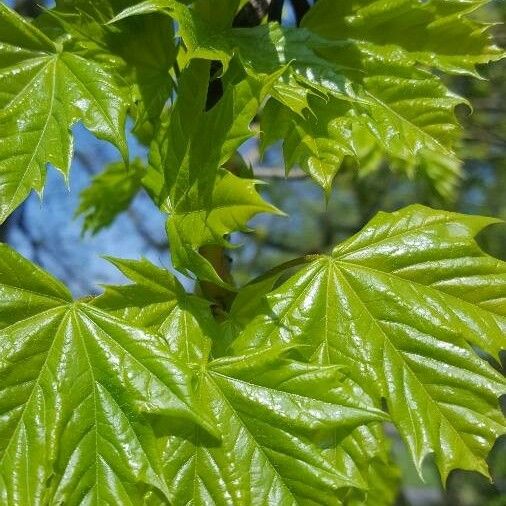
xmin=0 ymin=1 xmax=505 ymax=504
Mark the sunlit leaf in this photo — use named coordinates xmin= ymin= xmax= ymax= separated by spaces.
xmin=233 ymin=205 xmax=506 ymax=481
xmin=0 ymin=4 xmax=129 ymax=223
xmin=0 ymin=246 xmax=216 ymax=505
xmin=96 ymin=258 xmax=388 ymax=503
xmin=150 ymin=61 xmax=281 ymax=285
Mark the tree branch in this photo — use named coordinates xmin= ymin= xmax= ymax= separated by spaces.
xmin=268 ymin=0 xmax=285 ymax=22
xmin=198 ymin=246 xmax=236 ymax=310
xmin=198 ymin=1 xmax=275 ymax=308
xmin=290 ymin=0 xmax=310 ymax=25
xmin=254 ymin=166 xmax=308 ymax=180
xmin=234 ymin=0 xmax=270 ymax=27
xmin=14 ymin=0 xmax=42 ymax=17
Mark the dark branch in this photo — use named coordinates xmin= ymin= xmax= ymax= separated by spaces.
xmin=206 ymin=62 xmax=224 ymax=111
xmin=14 ymin=0 xmax=42 ymax=17
xmin=233 ymin=0 xmax=270 ymax=27
xmin=268 ymin=0 xmax=285 ymax=22
xmin=290 ymin=0 xmax=310 ymax=25
xmin=200 ymin=0 xmax=275 ymax=307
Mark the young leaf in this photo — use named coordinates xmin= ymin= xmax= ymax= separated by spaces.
xmin=165 ymin=170 xmax=282 ymax=286
xmin=0 ymin=246 xmax=216 ymax=505
xmin=261 ymin=73 xmax=464 ymax=197
xmin=95 ymin=258 xmax=388 ymax=503
xmin=149 ymin=61 xmax=281 ymax=285
xmin=193 ymin=0 xmax=241 ymax=29
xmin=112 ymin=0 xmax=502 ymax=196
xmin=302 ymin=0 xmax=503 ymax=76
xmin=42 ymin=2 xmax=177 ymax=141
xmin=0 ymin=244 xmax=72 ymax=329
xmin=0 ymin=4 xmax=129 ymax=223
xmin=163 ymin=350 xmax=386 ymax=505
xmin=260 ymin=96 xmax=359 ymax=194
xmin=76 ymin=159 xmax=147 ymax=234
xmin=112 ymin=14 xmax=177 ymax=138
xmin=96 ymin=257 xmax=231 ymax=363
xmin=107 ymin=0 xmax=179 ymax=24
xmin=233 ymin=205 xmax=506 ymax=481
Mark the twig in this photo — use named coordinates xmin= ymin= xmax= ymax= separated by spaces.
xmin=268 ymin=0 xmax=285 ymax=22
xmin=290 ymin=0 xmax=310 ymax=25
xmin=234 ymin=0 xmax=270 ymax=27
xmin=254 ymin=166 xmax=308 ymax=180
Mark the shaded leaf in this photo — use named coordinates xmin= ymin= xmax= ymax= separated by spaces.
xmin=43 ymin=2 xmax=177 ymax=142
xmin=111 ymin=0 xmax=502 ymax=196
xmin=76 ymin=158 xmax=147 ymax=234
xmin=302 ymin=0 xmax=503 ymax=76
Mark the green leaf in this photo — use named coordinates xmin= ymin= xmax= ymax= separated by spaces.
xmin=0 ymin=246 xmax=217 ymax=505
xmin=360 ymin=449 xmax=401 ymax=506
xmin=0 ymin=4 xmax=129 ymax=223
xmin=261 ymin=75 xmax=463 ymax=196
xmin=193 ymin=0 xmax=241 ymax=29
xmin=111 ymin=1 xmax=501 ymax=196
xmin=166 ymin=169 xmax=282 ymax=286
xmin=43 ymin=3 xmax=177 ymax=142
xmin=95 ymin=257 xmax=216 ymax=357
xmin=255 ymin=24 xmax=466 ymax=196
xmin=336 ymin=424 xmax=401 ymax=506
xmin=302 ymin=0 xmax=504 ymax=76
xmin=227 ymin=270 xmax=285 ymax=328
xmin=0 ymin=244 xmax=72 ymax=329
xmin=95 ymin=257 xmax=388 ymax=503
xmin=260 ymin=96 xmax=358 ymax=194
xmin=108 ymin=0 xmax=179 ymax=24
xmin=217 ymin=265 xmax=402 ymax=503
xmin=151 ymin=61 xmax=264 ymax=204
xmin=1 ymin=1 xmax=504 ymax=502
xmin=108 ymin=0 xmax=243 ymax=34
xmin=233 ymin=205 xmax=506 ymax=481
xmin=164 ymin=350 xmax=386 ymax=505
xmin=76 ymin=158 xmax=147 ymax=234
xmin=113 ymin=14 xmax=177 ymax=139
xmin=149 ymin=61 xmax=281 ymax=285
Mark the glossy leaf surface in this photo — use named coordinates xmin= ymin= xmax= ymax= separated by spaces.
xmin=0 ymin=4 xmax=129 ymax=223
xmin=111 ymin=0 xmax=503 ymax=196
xmin=96 ymin=258 xmax=389 ymax=504
xmin=0 ymin=1 xmax=504 ymax=503
xmin=233 ymin=205 xmax=506 ymax=481
xmin=0 ymin=246 xmax=215 ymax=505
xmin=45 ymin=1 xmax=177 ymax=140
xmin=163 ymin=350 xmax=385 ymax=505
xmin=149 ymin=62 xmax=281 ymax=285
